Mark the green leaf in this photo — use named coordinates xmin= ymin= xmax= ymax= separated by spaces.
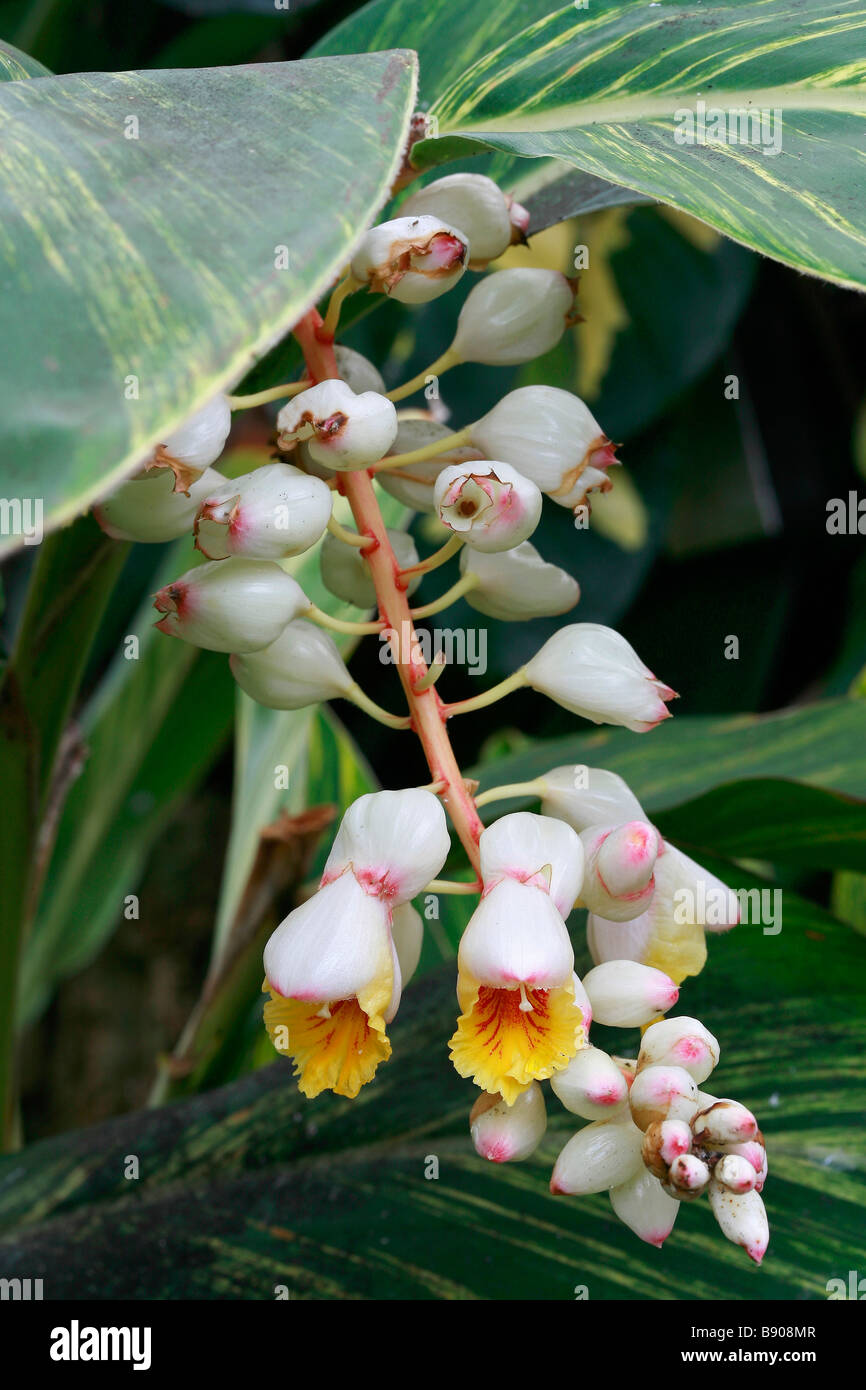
xmin=19 ymin=540 xmax=236 ymax=1025
xmin=318 ymin=0 xmax=866 ymax=291
xmin=0 ymin=51 xmax=416 ymax=553
xmin=0 ymin=38 xmax=49 ymax=80
xmin=0 ymin=901 xmax=862 ymax=1299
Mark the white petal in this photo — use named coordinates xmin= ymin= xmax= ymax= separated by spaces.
xmin=434 ymin=460 xmax=541 ymax=553
xmin=230 ymin=619 xmax=353 ymax=708
xmin=94 ymin=467 xmax=226 ymax=544
xmin=582 ymin=960 xmax=679 ymax=1027
xmin=194 ymin=462 xmax=332 ymax=561
xmin=161 ymin=394 xmax=231 ymax=469
xmin=323 ymin=788 xmax=450 ymax=903
xmin=470 ymin=1083 xmax=547 ymax=1162
xmin=525 ymin=624 xmax=675 ymax=732
xmin=609 ymin=1167 xmax=679 ymax=1247
xmin=550 ymin=1116 xmax=644 ymax=1195
xmin=391 ymin=902 xmax=423 ymax=986
xmin=457 ymin=878 xmax=573 ymax=989
xmin=473 ymin=385 xmax=606 ymax=499
xmin=154 ymin=558 xmax=308 ymax=653
xmin=708 ymin=1180 xmax=769 ymax=1264
xmin=263 ymin=870 xmax=393 ymax=1006
xmin=460 ymin=541 xmax=580 ymax=622
xmin=479 ymin=811 xmax=583 ymax=918
xmin=453 ymin=269 xmax=575 ymax=366
xmin=550 ymin=1045 xmax=630 ymax=1120
xmin=399 ymin=174 xmax=512 ymax=264
xmin=539 ymin=765 xmax=647 ymax=833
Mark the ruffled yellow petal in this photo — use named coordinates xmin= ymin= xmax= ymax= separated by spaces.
xmin=643 ymin=917 xmax=707 ymax=985
xmin=264 ymin=991 xmax=391 ymax=1099
xmin=449 ymin=976 xmax=586 ymax=1105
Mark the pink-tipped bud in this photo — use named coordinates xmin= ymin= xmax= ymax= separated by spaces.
xmin=714 ymin=1153 xmax=758 ymax=1194
xmin=470 ymin=1083 xmax=547 ymax=1163
xmin=350 ymin=215 xmax=468 ymax=303
xmin=433 ymin=459 xmax=542 ymax=553
xmin=609 ymin=1166 xmax=679 ymax=1248
xmin=399 ymin=174 xmax=514 ymax=268
xmin=506 ymin=194 xmax=531 ymax=245
xmin=641 ymin=1118 xmax=693 ymax=1180
xmin=580 ymin=821 xmax=660 ymax=922
xmin=629 ymin=1065 xmax=699 ymax=1132
xmin=665 ymin=1152 xmax=711 ymax=1199
xmin=637 ymin=1016 xmax=720 ymax=1084
xmin=549 ymin=1045 xmax=630 ymax=1121
xmin=708 ymin=1180 xmax=769 ymax=1264
xmin=693 ymin=1099 xmax=759 ymax=1147
xmin=718 ymin=1138 xmax=767 ymax=1191
xmin=460 ymin=541 xmax=580 ymax=622
xmin=230 ymin=619 xmax=354 ymax=709
xmin=276 ymin=380 xmax=398 ymax=471
xmin=524 ymin=624 xmax=677 ymax=733
xmin=154 ymin=558 xmax=309 ymax=653
xmin=194 ymin=462 xmax=332 ymax=561
xmin=581 ymin=960 xmax=679 ymax=1028
xmin=94 ymin=466 xmax=226 ymax=544
xmin=550 ymin=1117 xmax=643 ymax=1196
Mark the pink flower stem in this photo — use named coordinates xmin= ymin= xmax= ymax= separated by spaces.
xmin=293 ymin=309 xmax=484 ymax=878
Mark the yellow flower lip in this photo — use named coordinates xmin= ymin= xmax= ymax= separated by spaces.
xmin=264 ymin=990 xmax=391 ymax=1100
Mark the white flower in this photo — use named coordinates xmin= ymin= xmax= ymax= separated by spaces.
xmin=194 ymin=462 xmax=332 ymax=561
xmin=377 ymin=418 xmax=486 ymax=514
xmin=434 ymin=460 xmax=542 ymax=552
xmin=550 ymin=1045 xmax=630 ymax=1120
xmin=636 ymin=1016 xmax=720 ymax=1084
xmin=350 ymin=215 xmax=468 ymax=303
xmin=153 ymin=558 xmax=308 ymax=653
xmin=452 ymin=269 xmax=576 ymax=366
xmin=628 ymin=1064 xmax=700 ymax=1131
xmin=230 ymin=619 xmax=353 ymax=708
xmin=707 ymin=1180 xmax=769 ymax=1264
xmin=478 ymin=811 xmax=584 ymax=920
xmin=550 ymin=1115 xmax=644 ymax=1195
xmin=321 ymin=526 xmax=419 ymax=607
xmin=457 ymin=878 xmax=574 ymax=991
xmin=692 ymin=1099 xmax=759 ymax=1146
xmin=276 ymin=380 xmax=397 ymax=471
xmin=587 ymin=840 xmax=740 ymax=985
xmin=524 ymin=623 xmax=677 ymax=732
xmin=470 ymin=1083 xmax=547 ymax=1163
xmin=93 ymin=466 xmax=226 ymax=543
xmin=146 ymin=393 xmax=232 ymax=489
xmin=333 ymin=345 xmax=386 ymax=395
xmin=460 ymin=541 xmax=580 ymax=622
xmin=262 ymin=868 xmax=399 ymax=1099
xmin=471 ymin=386 xmax=617 ymax=509
xmin=322 ymin=788 xmax=450 ymax=904
xmin=579 ymin=821 xmax=661 ymax=922
xmin=581 ymin=960 xmax=679 ymax=1028
xmin=399 ymin=173 xmax=513 ymax=267
xmin=538 ymin=765 xmax=647 ymax=832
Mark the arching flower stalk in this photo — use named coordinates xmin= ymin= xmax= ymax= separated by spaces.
xmin=96 ymin=170 xmax=767 ymax=1263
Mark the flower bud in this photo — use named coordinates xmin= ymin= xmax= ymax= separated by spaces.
xmin=321 ymin=526 xmax=419 ymax=607
xmin=478 ymin=811 xmax=584 ymax=920
xmin=452 ymin=269 xmax=576 ymax=366
xmin=628 ymin=1064 xmax=700 ymax=1131
xmin=538 ymin=765 xmax=647 ymax=833
xmin=581 ymin=961 xmax=679 ymax=1029
xmin=640 ymin=1118 xmax=693 ymax=1179
xmin=524 ymin=624 xmax=677 ymax=732
xmin=609 ymin=1167 xmax=679 ymax=1247
xmin=333 ymin=345 xmax=386 ymax=395
xmin=154 ymin=558 xmax=309 ymax=653
xmin=94 ymin=466 xmax=226 ymax=543
xmin=470 ymin=1083 xmax=547 ymax=1162
xmin=636 ymin=1016 xmax=720 ymax=1084
xmin=714 ymin=1153 xmax=758 ymax=1194
xmin=194 ymin=463 xmax=332 ymax=561
xmin=350 ymin=215 xmax=468 ymax=303
xmin=665 ymin=1152 xmax=711 ymax=1198
xmin=146 ymin=393 xmax=231 ymax=489
xmin=399 ymin=173 xmax=513 ymax=267
xmin=579 ymin=821 xmax=660 ymax=922
xmin=276 ymin=380 xmax=398 ymax=471
xmin=550 ymin=1045 xmax=630 ymax=1120
xmin=391 ymin=902 xmax=423 ymax=986
xmin=692 ymin=1099 xmax=759 ymax=1146
xmin=460 ymin=541 xmax=580 ymax=622
xmin=550 ymin=1116 xmax=643 ymax=1195
xmin=472 ymin=386 xmax=617 ymax=511
xmin=718 ymin=1139 xmax=767 ymax=1191
xmin=708 ymin=1180 xmax=769 ymax=1264
xmin=322 ymin=788 xmax=450 ymax=904
xmin=505 ymin=194 xmax=531 ymax=244
xmin=377 ymin=418 xmax=486 ymax=513
xmin=230 ymin=619 xmax=353 ymax=708
xmin=434 ymin=460 xmax=542 ymax=552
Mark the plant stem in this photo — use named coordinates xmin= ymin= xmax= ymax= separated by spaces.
xmin=346 ymin=684 xmax=411 ymax=729
xmin=443 ymin=670 xmax=528 ymax=718
xmin=400 ymin=533 xmax=463 ymax=577
xmin=474 ymin=779 xmax=544 ymax=809
xmin=410 ymin=573 xmax=478 ymax=620
xmin=321 ymin=272 xmax=360 ymax=339
xmin=327 ymin=514 xmax=372 ymax=548
xmin=294 ymin=310 xmax=484 ymax=873
xmin=372 ymin=424 xmax=474 ymax=473
xmin=227 ymin=380 xmax=308 ymax=409
xmin=307 ymin=604 xmax=382 ymax=636
xmin=387 ymin=348 xmax=460 ymax=403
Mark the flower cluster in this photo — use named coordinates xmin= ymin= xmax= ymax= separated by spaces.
xmin=91 ymin=168 xmax=768 ymax=1266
